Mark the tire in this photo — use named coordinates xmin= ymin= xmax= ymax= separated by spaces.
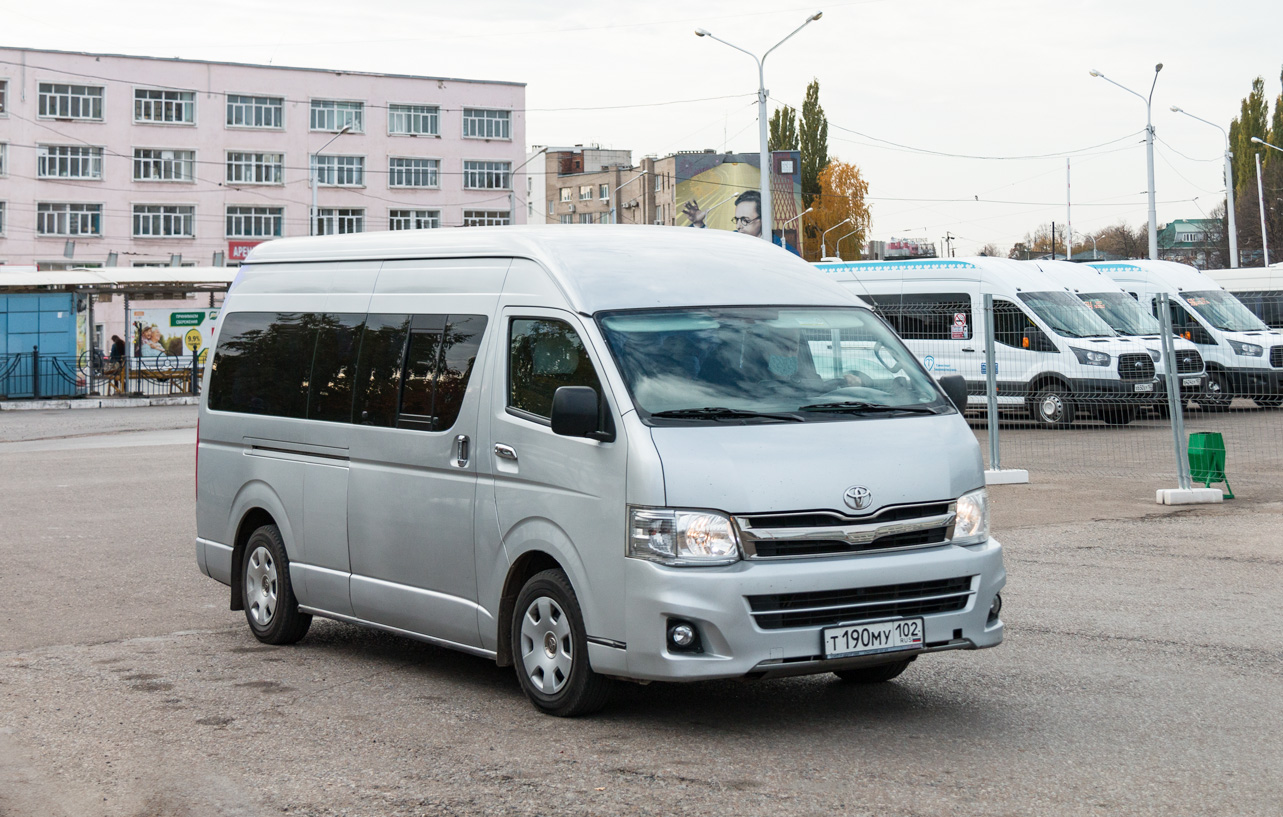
xmin=511 ymin=569 xmax=612 ymax=717
xmin=1253 ymin=395 xmax=1283 ymax=408
xmin=242 ymin=524 xmax=312 ymax=645
xmin=1099 ymin=406 xmax=1135 ymax=426
xmin=1029 ymin=384 xmax=1074 ymax=427
xmin=1198 ymin=371 xmax=1232 ymax=411
xmin=833 ymin=657 xmax=915 ymax=684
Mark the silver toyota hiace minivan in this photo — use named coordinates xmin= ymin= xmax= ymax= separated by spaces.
xmin=196 ymin=227 xmax=1005 ymax=716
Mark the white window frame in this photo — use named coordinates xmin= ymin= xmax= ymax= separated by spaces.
xmin=0 ymin=142 xmax=7 ymax=176
xmin=388 ymin=209 xmax=441 ymax=230
xmin=0 ymin=79 xmax=7 ymax=116
xmin=133 ymin=88 xmax=196 ymax=125
xmin=463 ymin=210 xmax=511 ymax=227
xmin=0 ymin=202 xmax=6 ymax=237
xmin=387 ymin=156 xmax=440 ymax=188
xmin=461 ymin=108 xmax=511 ymax=140
xmin=226 ymin=151 xmax=284 ymax=185
xmin=578 ymin=186 xmax=592 ymax=201
xmin=315 ymin=208 xmax=365 ymax=236
xmin=36 ymin=202 xmax=103 ymax=236
xmin=132 ymin=204 xmax=196 ymax=238
xmin=133 ymin=148 xmax=196 ymax=183
xmin=599 ymin=184 xmax=609 ymax=200
xmin=310 ymin=99 xmax=364 ymax=133
xmin=559 ymin=187 xmax=572 ymax=203
xmin=37 ymin=144 xmax=104 ymax=180
xmin=462 ymin=160 xmax=511 ymax=191
xmin=226 ymin=94 xmax=284 ymax=129
xmin=387 ymin=103 xmax=439 ymax=136
xmin=559 ymin=215 xmax=573 ymax=225
xmin=579 ymin=213 xmax=593 ymax=225
xmin=311 ymin=154 xmax=365 ymax=187
xmin=38 ymin=82 xmax=104 ymax=121
xmin=225 ymin=205 xmax=284 ymax=239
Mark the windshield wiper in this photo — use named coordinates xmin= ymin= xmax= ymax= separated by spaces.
xmin=650 ymin=407 xmax=804 ymax=423
xmin=798 ymin=401 xmax=938 ymax=415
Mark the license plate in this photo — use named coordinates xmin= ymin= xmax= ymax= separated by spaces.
xmin=1182 ymin=377 xmax=1201 ymax=386
xmin=822 ymin=618 xmax=924 ymax=659
xmin=1134 ymin=383 xmax=1154 ymax=392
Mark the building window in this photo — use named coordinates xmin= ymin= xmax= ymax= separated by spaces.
xmin=133 ymin=204 xmax=196 ymax=238
xmin=462 ymin=108 xmax=511 ymax=140
xmin=388 ymin=104 xmax=439 ymax=136
xmin=38 ymin=83 xmax=104 ymax=121
xmin=462 ymin=160 xmax=511 ymax=190
xmin=559 ymin=188 xmax=572 ymax=202
xmin=226 ymin=94 xmax=283 ymax=129
xmin=389 ymin=209 xmax=441 ymax=230
xmin=579 ymin=186 xmax=592 ymax=201
xmin=388 ymin=157 xmax=440 ymax=188
xmin=134 ymin=149 xmax=195 ymax=182
xmin=226 ymin=152 xmax=284 ymax=185
xmin=599 ymin=184 xmax=609 ymax=200
xmin=226 ymin=206 xmax=284 ymax=238
xmin=0 ymin=80 xmax=6 ymax=114
xmin=462 ymin=210 xmax=511 ymax=227
xmin=0 ymin=202 xmax=5 ymax=236
xmin=37 ymin=203 xmax=102 ymax=236
xmin=560 ymin=215 xmax=572 ymax=225
xmin=0 ymin=143 xmax=7 ymax=176
xmin=655 ymin=174 xmax=663 ymax=191
xmin=134 ymin=88 xmax=196 ymax=124
xmin=312 ymin=154 xmax=364 ymax=186
xmin=37 ymin=145 xmax=104 ymax=179
xmin=579 ymin=213 xmax=593 ymax=224
xmin=310 ymin=99 xmax=364 ymax=133
xmin=316 ymin=208 xmax=364 ymax=235
xmin=548 ymin=200 xmax=554 ymax=215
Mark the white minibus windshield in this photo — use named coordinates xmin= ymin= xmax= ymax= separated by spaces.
xmin=1079 ymin=292 xmax=1162 ymax=336
xmin=1018 ymin=291 xmax=1116 ymax=339
xmin=1181 ymin=290 xmax=1269 ymax=332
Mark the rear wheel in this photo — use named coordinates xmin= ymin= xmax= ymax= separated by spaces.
xmin=1198 ymin=371 xmax=1232 ymax=411
xmin=1029 ymin=384 xmax=1074 ymax=427
xmin=242 ymin=524 xmax=311 ymax=645
xmin=833 ymin=657 xmax=915 ymax=683
xmin=511 ymin=569 xmax=612 ymax=717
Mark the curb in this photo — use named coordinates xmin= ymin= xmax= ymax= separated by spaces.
xmin=0 ymin=396 xmax=199 ymax=411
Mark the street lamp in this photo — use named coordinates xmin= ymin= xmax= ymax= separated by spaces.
xmin=836 ymin=227 xmax=860 ymax=260
xmin=610 ymin=170 xmax=649 ymax=225
xmin=821 ymin=217 xmax=852 ymax=258
xmin=695 ymin=11 xmax=823 ymax=243
xmin=781 ymin=206 xmax=812 ymax=257
xmin=1073 ymin=229 xmax=1099 ymax=260
xmin=1250 ymin=136 xmax=1281 ymax=266
xmin=1090 ymin=64 xmax=1163 ymax=260
xmin=311 ymin=124 xmax=353 ymax=236
xmin=1172 ymin=105 xmax=1238 ymax=267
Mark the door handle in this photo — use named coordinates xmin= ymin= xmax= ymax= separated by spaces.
xmin=961 ymin=348 xmax=976 ymax=352
xmin=494 ymin=443 xmax=518 ymax=461
xmin=452 ymin=435 xmax=470 ymax=468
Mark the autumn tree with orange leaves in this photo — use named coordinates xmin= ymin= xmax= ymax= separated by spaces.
xmin=801 ymin=159 xmax=871 ymax=262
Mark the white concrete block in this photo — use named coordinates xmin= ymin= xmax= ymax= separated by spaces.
xmin=1155 ymin=488 xmax=1224 ymax=505
xmin=985 ymin=469 xmax=1030 ymax=485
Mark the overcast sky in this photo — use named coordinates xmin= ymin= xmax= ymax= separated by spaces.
xmin=4 ymin=0 xmax=1280 ymax=254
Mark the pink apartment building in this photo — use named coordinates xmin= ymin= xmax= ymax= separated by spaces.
xmin=0 ymin=47 xmax=527 ymax=269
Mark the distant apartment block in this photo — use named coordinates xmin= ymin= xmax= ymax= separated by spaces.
xmin=0 ymin=47 xmax=526 ymax=268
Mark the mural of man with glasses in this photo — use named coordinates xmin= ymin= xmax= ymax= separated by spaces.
xmin=681 ymin=190 xmax=762 ymax=237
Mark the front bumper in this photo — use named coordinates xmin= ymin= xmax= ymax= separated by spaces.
xmin=1156 ymin=373 xmax=1207 ymax=399
xmin=618 ymin=538 xmax=1005 ymax=682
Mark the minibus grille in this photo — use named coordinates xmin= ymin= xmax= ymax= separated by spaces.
xmin=747 ymin=576 xmax=975 ymax=630
xmin=1174 ymin=350 xmax=1204 ymax=374
xmin=1271 ymin=346 xmax=1283 ymax=368
xmin=736 ymin=502 xmax=955 ymax=559
xmin=1117 ymin=353 xmax=1156 ymax=381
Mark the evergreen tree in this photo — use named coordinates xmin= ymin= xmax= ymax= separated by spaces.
xmin=769 ymin=106 xmax=799 ymax=151
xmin=1229 ymin=77 xmax=1269 ymax=201
xmin=799 ymin=79 xmax=829 ymax=208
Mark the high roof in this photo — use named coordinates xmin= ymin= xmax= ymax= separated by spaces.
xmin=243 ymin=226 xmax=864 ymax=314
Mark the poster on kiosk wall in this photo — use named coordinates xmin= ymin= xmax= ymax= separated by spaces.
xmin=130 ymin=308 xmax=220 ymax=364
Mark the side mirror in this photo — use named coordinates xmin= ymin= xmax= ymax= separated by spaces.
xmin=938 ymin=374 xmax=968 ymax=413
xmin=551 ymin=386 xmax=615 ymax=441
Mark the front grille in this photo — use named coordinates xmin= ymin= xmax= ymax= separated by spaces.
xmin=1118 ymin=353 xmax=1156 ymax=382
xmin=736 ymin=501 xmax=956 ymax=560
xmin=1271 ymin=346 xmax=1283 ymax=368
xmin=747 ymin=576 xmax=974 ymax=630
xmin=742 ymin=502 xmax=953 ymax=530
xmin=1175 ymin=350 xmax=1204 ymax=374
xmin=751 ymin=527 xmax=949 ymax=558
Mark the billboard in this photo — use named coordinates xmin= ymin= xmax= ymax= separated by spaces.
xmin=674 ymin=151 xmax=804 ymax=254
xmin=130 ymin=308 xmax=219 ymax=362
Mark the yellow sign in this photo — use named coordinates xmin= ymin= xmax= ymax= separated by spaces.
xmin=184 ymin=329 xmax=202 ymax=352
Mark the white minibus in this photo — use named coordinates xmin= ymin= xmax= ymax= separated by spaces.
xmin=196 ymin=228 xmax=1005 ymax=716
xmin=1201 ymin=265 xmax=1283 ymax=328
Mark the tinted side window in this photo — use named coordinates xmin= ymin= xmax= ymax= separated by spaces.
xmin=509 ymin=318 xmax=601 ymax=419
xmin=435 ymin=315 xmax=487 ymax=430
xmin=307 ymin=313 xmax=364 ymax=423
xmin=354 ymin=314 xmax=410 ymax=426
xmin=208 ymin=312 xmax=315 ymax=418
xmin=866 ymin=293 xmax=972 ymax=341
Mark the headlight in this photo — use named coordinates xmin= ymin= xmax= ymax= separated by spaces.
xmin=1070 ymin=347 xmax=1112 ymax=366
xmin=1147 ymin=349 xmax=1161 ymax=363
xmin=952 ymin=488 xmax=989 ymax=546
xmin=628 ymin=507 xmax=741 ymax=566
xmin=1228 ymin=339 xmax=1264 ymax=357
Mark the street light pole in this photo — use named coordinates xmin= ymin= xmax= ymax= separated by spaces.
xmin=311 ymin=125 xmax=352 ymax=236
xmin=696 ymin=12 xmax=822 ymax=243
xmin=836 ymin=228 xmax=859 ymax=260
xmin=610 ymin=169 xmax=649 ymax=225
xmin=1251 ymin=137 xmax=1281 ymax=267
xmin=1091 ymin=64 xmax=1163 ymax=260
xmin=821 ymin=217 xmax=852 ymax=258
xmin=781 ymin=206 xmax=812 ymax=257
xmin=1173 ymin=106 xmax=1239 ymax=267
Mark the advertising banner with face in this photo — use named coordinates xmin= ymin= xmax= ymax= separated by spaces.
xmin=675 ymin=151 xmax=803 ymax=254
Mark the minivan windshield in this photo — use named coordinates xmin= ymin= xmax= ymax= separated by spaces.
xmin=597 ymin=307 xmax=948 ymax=422
xmin=1079 ymin=292 xmax=1162 ymax=336
xmin=1182 ymin=290 xmax=1269 ymax=332
xmin=1018 ymin=291 xmax=1117 ymax=338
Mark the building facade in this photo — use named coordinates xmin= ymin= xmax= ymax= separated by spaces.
xmin=0 ymin=47 xmax=526 ymax=269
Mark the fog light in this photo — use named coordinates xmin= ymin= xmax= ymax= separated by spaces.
xmin=666 ymin=620 xmax=703 ymax=653
xmin=988 ymin=593 xmax=1003 ymax=623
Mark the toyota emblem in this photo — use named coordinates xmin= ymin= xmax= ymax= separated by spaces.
xmin=843 ymin=485 xmax=873 ymax=511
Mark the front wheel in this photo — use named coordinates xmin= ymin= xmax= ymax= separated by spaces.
xmin=1029 ymin=385 xmax=1074 ymax=427
xmin=242 ymin=524 xmax=311 ymax=645
xmin=834 ymin=657 xmax=915 ymax=683
xmin=512 ymin=569 xmax=612 ymax=717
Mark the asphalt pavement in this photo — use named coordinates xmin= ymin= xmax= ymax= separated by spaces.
xmin=0 ymin=406 xmax=1280 ymax=816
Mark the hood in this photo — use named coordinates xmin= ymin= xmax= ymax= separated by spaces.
xmin=650 ymin=413 xmax=983 ymax=515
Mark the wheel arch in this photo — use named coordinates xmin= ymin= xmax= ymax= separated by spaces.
xmin=495 ymin=550 xmax=565 ymax=668
xmin=229 ymin=507 xmax=278 ymax=612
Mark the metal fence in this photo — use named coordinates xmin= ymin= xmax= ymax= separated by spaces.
xmin=0 ymin=346 xmax=205 ymax=400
